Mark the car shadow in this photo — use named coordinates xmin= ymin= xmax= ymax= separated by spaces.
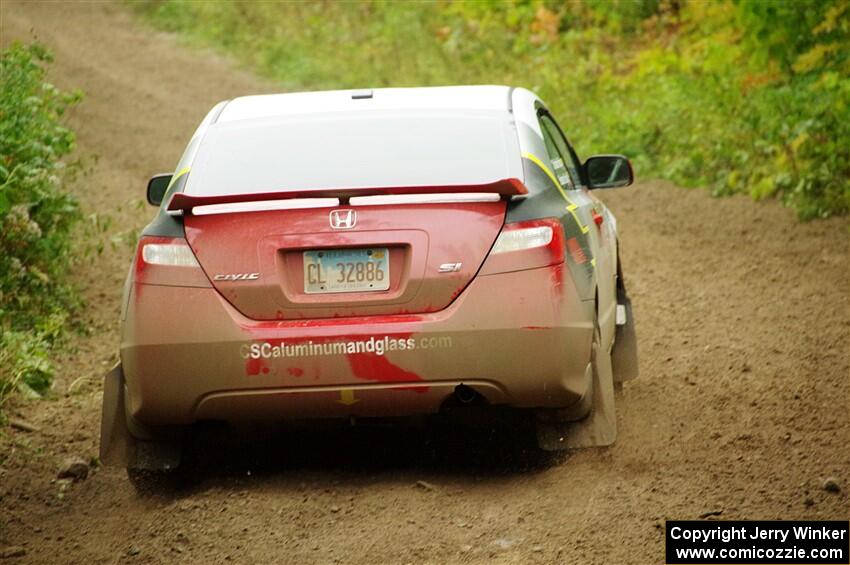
xmin=137 ymin=409 xmax=569 ymax=498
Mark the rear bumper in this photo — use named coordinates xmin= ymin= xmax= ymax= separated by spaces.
xmin=121 ymin=264 xmax=594 ymax=425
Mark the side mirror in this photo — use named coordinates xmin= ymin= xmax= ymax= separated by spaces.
xmin=583 ymin=155 xmax=633 ymax=189
xmin=146 ymin=173 xmax=173 ymax=206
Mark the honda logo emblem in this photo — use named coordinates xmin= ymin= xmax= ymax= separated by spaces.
xmin=329 ymin=209 xmax=356 ymax=229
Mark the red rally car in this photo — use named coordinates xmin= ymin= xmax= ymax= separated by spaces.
xmin=100 ymin=86 xmax=639 ymax=483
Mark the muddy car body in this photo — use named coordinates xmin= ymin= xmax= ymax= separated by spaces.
xmin=100 ymin=85 xmax=638 ymax=475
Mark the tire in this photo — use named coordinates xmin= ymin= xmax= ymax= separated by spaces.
xmin=536 ymin=319 xmax=618 ymax=450
xmin=126 ymin=463 xmax=191 ymax=494
xmin=612 ymin=257 xmax=639 ymax=382
xmin=101 ymin=363 xmax=185 ymax=475
xmin=125 ymin=432 xmax=194 ymax=494
xmin=612 ymin=292 xmax=639 ymax=382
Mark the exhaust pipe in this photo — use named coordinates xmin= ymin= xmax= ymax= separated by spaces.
xmin=454 ymin=384 xmax=480 ymax=404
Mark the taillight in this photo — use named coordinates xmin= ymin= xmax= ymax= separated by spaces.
xmin=134 ymin=236 xmax=210 ymax=287
xmin=141 ymin=241 xmax=200 ymax=267
xmin=491 ymin=223 xmax=554 ymax=254
xmin=480 ymin=218 xmax=565 ymax=275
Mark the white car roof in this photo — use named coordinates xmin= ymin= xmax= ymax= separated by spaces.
xmin=174 ymin=86 xmax=552 ymax=197
xmin=217 ymin=85 xmax=514 ymax=122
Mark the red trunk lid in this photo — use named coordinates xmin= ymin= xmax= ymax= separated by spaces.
xmin=183 ymin=201 xmax=506 ymax=320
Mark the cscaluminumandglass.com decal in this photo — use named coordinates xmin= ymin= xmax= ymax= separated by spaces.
xmin=666 ymin=520 xmax=849 ymax=564
xmin=240 ymin=335 xmax=454 ymax=360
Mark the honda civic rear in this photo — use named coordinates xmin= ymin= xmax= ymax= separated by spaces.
xmin=101 ymin=86 xmax=637 ymax=476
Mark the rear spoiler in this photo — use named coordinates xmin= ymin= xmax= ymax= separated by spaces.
xmin=166 ymin=178 xmax=527 ymax=214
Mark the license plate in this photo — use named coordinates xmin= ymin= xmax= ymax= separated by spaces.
xmin=303 ymin=248 xmax=390 ymax=294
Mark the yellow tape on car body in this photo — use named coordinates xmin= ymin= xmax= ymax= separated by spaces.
xmin=166 ymin=166 xmax=191 ymax=191
xmin=522 ymin=152 xmax=590 ymax=234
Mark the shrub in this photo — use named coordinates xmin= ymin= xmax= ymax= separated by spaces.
xmin=0 ymin=43 xmax=82 ymax=404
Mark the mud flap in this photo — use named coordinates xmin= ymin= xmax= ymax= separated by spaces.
xmin=612 ymin=288 xmax=639 ymax=382
xmin=99 ymin=364 xmax=182 ymax=470
xmin=536 ymin=333 xmax=617 ymax=450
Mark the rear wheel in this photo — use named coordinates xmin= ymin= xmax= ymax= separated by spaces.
xmin=125 ymin=434 xmax=192 ymax=494
xmin=102 ymin=365 xmax=190 ymax=493
xmin=612 ymin=258 xmax=639 ymax=383
xmin=536 ymin=319 xmax=617 ymax=450
xmin=121 ymin=431 xmax=188 ymax=494
xmin=126 ymin=465 xmax=190 ymax=494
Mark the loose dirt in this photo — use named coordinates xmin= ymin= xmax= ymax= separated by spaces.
xmin=1 ymin=2 xmax=847 ymax=564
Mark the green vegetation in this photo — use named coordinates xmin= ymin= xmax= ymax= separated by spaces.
xmin=134 ymin=0 xmax=849 ymax=219
xmin=0 ymin=43 xmax=82 ymax=404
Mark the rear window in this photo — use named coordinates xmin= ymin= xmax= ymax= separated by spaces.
xmin=185 ymin=110 xmax=523 ymax=196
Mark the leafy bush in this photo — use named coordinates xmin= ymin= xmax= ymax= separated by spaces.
xmin=0 ymin=43 xmax=82 ymax=403
xmin=134 ymin=0 xmax=849 ymax=219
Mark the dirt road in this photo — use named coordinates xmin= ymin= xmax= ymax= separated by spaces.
xmin=1 ymin=2 xmax=847 ymax=564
